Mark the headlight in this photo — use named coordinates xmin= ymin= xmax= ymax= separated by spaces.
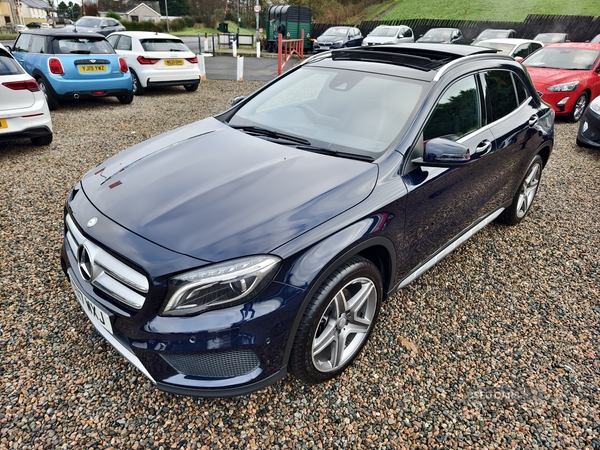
xmin=333 ymin=40 xmax=343 ymax=45
xmin=589 ymin=96 xmax=600 ymax=114
xmin=162 ymin=255 xmax=281 ymax=316
xmin=547 ymin=81 xmax=579 ymax=92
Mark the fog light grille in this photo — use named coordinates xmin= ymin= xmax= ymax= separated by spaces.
xmin=161 ymin=350 xmax=260 ymax=378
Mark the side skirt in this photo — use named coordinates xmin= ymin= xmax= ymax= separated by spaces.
xmin=391 ymin=207 xmax=505 ymax=292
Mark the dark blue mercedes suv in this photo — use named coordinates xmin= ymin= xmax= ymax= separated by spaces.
xmin=61 ymin=44 xmax=554 ymax=397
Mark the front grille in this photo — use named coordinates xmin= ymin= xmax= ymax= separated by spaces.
xmin=161 ymin=350 xmax=260 ymax=378
xmin=66 ymin=214 xmax=148 ymax=309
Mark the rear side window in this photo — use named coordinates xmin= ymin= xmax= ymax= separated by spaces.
xmin=0 ymin=50 xmax=25 ymax=75
xmin=30 ymin=35 xmax=46 ymax=53
xmin=423 ymin=75 xmax=481 ymax=141
xmin=513 ymin=74 xmax=530 ymax=104
xmin=140 ymin=39 xmax=188 ymax=52
xmin=116 ymin=35 xmax=132 ymax=51
xmin=484 ymin=70 xmax=518 ymax=122
xmin=54 ymin=38 xmax=115 ymax=55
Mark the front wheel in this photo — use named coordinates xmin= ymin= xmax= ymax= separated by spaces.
xmin=289 ymin=257 xmax=383 ymax=384
xmin=498 ymin=154 xmax=543 ymax=225
xmin=569 ymin=92 xmax=588 ymax=122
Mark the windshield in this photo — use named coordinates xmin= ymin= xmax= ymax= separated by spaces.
xmin=370 ymin=27 xmax=399 ymax=38
xmin=424 ymin=29 xmax=453 ymax=39
xmin=54 ymin=38 xmax=115 ymax=54
xmin=323 ymin=28 xmax=348 ymax=37
xmin=476 ymin=30 xmax=510 ymax=40
xmin=478 ymin=42 xmax=515 ymax=54
xmin=523 ymin=47 xmax=599 ymax=70
xmin=534 ymin=33 xmax=566 ymax=44
xmin=75 ymin=17 xmax=101 ymax=28
xmin=228 ymin=66 xmax=425 ymax=160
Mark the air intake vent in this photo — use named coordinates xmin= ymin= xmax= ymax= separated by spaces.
xmin=161 ymin=350 xmax=260 ymax=378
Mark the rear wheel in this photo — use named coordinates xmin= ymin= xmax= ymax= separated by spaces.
xmin=498 ymin=154 xmax=543 ymax=225
xmin=184 ymin=82 xmax=199 ymax=92
xmin=290 ymin=257 xmax=383 ymax=384
xmin=30 ymin=133 xmax=53 ymax=146
xmin=117 ymin=91 xmax=134 ymax=104
xmin=37 ymin=78 xmax=58 ymax=111
xmin=569 ymin=92 xmax=588 ymax=122
xmin=131 ymin=70 xmax=145 ymax=96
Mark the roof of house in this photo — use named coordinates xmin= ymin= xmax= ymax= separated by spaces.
xmin=97 ymin=0 xmax=160 ymax=14
xmin=21 ymin=0 xmax=52 ymax=11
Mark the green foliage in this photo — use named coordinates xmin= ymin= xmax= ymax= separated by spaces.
xmin=105 ymin=10 xmax=122 ymax=20
xmin=121 ymin=18 xmax=192 ymax=33
xmin=368 ymin=0 xmax=600 ymax=22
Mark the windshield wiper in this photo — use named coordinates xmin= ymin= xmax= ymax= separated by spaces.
xmin=296 ymin=145 xmax=374 ymax=162
xmin=229 ymin=125 xmax=311 ymax=145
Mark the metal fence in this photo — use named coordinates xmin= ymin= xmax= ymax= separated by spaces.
xmin=312 ymin=14 xmax=600 ymax=43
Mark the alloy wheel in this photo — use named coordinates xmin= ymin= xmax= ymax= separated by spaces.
xmin=311 ymin=277 xmax=377 ymax=372
xmin=516 ymin=161 xmax=541 ymax=218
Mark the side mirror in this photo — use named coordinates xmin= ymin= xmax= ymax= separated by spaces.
xmin=413 ymin=138 xmax=472 ymax=167
xmin=515 ymin=56 xmax=524 ymax=63
xmin=231 ymin=96 xmax=245 ymax=107
xmin=5 ymin=45 xmax=12 ymax=52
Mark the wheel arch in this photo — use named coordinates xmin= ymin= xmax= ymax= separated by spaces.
xmin=537 ymin=145 xmax=552 ymax=168
xmin=280 ymin=219 xmax=397 ymax=368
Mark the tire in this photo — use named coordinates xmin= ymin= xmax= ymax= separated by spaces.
xmin=131 ymin=70 xmax=145 ymax=96
xmin=37 ymin=78 xmax=59 ymax=111
xmin=184 ymin=82 xmax=199 ymax=92
xmin=289 ymin=257 xmax=383 ymax=384
xmin=568 ymin=92 xmax=588 ymax=122
xmin=117 ymin=91 xmax=134 ymax=104
xmin=30 ymin=133 xmax=53 ymax=146
xmin=498 ymin=154 xmax=543 ymax=225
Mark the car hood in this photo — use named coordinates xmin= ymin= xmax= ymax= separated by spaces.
xmin=526 ymin=67 xmax=587 ymax=88
xmin=80 ymin=118 xmax=378 ymax=262
xmin=363 ymin=36 xmax=397 ymax=44
xmin=316 ymin=35 xmax=345 ymax=43
xmin=416 ymin=36 xmax=449 ymax=43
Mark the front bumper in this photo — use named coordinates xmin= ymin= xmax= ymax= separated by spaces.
xmin=577 ymin=108 xmax=600 ymax=147
xmin=538 ymin=89 xmax=580 ymax=116
xmin=61 ymin=190 xmax=307 ymax=397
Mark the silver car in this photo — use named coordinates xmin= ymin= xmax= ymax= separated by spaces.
xmin=361 ymin=25 xmax=414 ymax=47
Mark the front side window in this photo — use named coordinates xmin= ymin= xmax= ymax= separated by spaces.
xmin=423 ymin=75 xmax=480 ymax=141
xmin=13 ymin=34 xmax=31 ymax=53
xmin=484 ymin=70 xmax=518 ymax=122
xmin=228 ymin=66 xmax=426 ymax=159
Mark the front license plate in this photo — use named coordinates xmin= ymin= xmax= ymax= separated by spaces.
xmin=78 ymin=65 xmax=108 ymax=73
xmin=71 ymin=280 xmax=114 ymax=334
xmin=0 ymin=118 xmax=7 ymax=129
xmin=164 ymin=59 xmax=184 ymax=66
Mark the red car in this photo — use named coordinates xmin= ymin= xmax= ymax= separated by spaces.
xmin=523 ymin=42 xmax=600 ymax=122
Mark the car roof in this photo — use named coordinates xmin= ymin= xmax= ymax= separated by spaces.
xmin=477 ymin=38 xmax=543 ymax=46
xmin=543 ymin=42 xmax=600 ymax=50
xmin=306 ymin=44 xmax=502 ymax=81
xmin=108 ymin=31 xmax=181 ymax=40
xmin=374 ymin=25 xmax=403 ymax=29
xmin=427 ymin=27 xmax=460 ymax=31
xmin=18 ymin=29 xmax=106 ymax=39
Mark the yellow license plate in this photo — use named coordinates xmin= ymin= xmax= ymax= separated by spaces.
xmin=164 ymin=59 xmax=184 ymax=66
xmin=79 ymin=65 xmax=108 ymax=73
xmin=0 ymin=119 xmax=7 ymax=129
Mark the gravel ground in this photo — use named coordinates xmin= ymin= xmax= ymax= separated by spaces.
xmin=1 ymin=82 xmax=599 ymax=449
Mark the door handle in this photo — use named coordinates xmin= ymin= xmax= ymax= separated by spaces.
xmin=475 ymin=140 xmax=492 ymax=155
xmin=528 ymin=115 xmax=538 ymax=127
